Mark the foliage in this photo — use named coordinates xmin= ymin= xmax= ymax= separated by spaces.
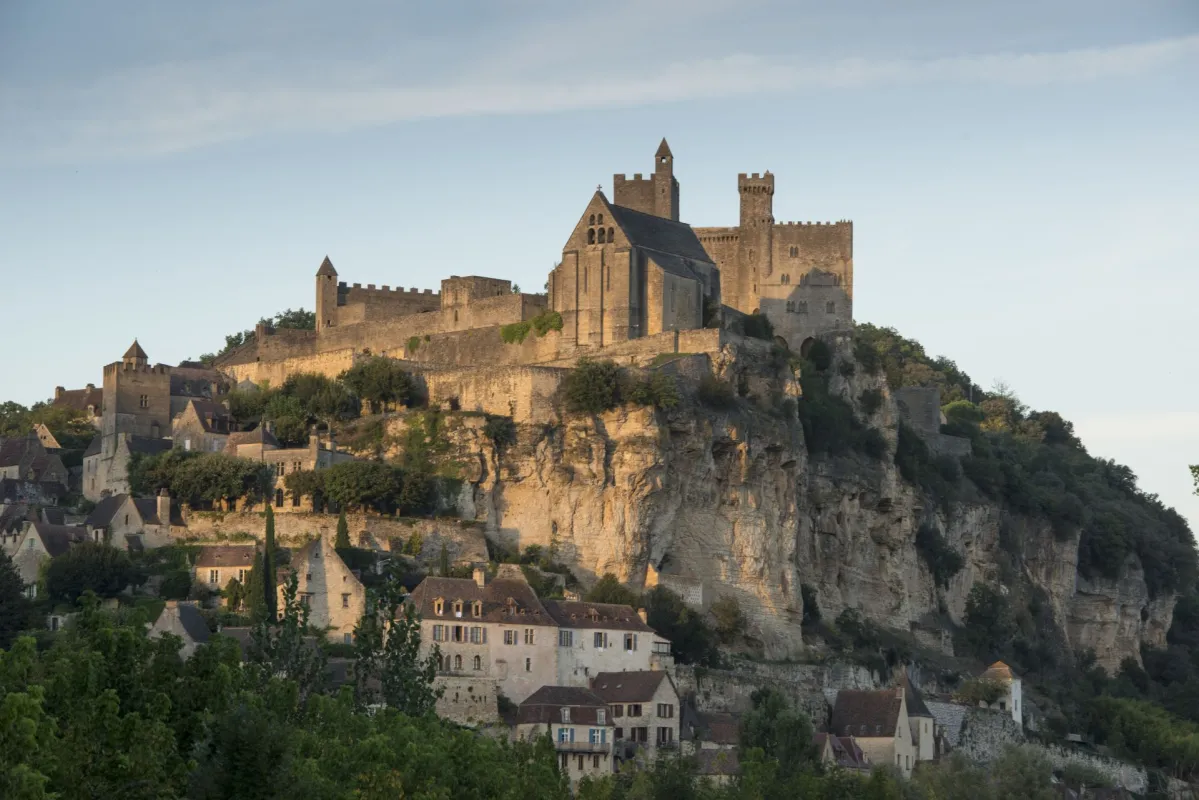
xmin=198 ymin=307 xmax=316 ymax=363
xmin=407 ymin=335 xmax=421 ymax=352
xmin=129 ymin=450 xmax=273 ymax=507
xmin=858 ymin=388 xmax=883 ymax=415
xmin=697 ymin=374 xmax=737 ymax=410
xmin=484 ymin=415 xmax=518 ymax=448
xmin=402 ymin=531 xmax=424 ymax=556
xmin=335 ymin=509 xmax=350 ymax=549
xmin=805 ymin=338 xmax=832 ymax=371
xmin=44 ymin=543 xmax=138 ymax=605
xmin=0 ymin=550 xmax=35 ymax=650
xmin=1086 ymin=696 xmax=1199 ymax=780
xmin=914 ymin=522 xmax=963 ymax=588
xmin=954 ymin=677 xmax=1007 ymax=706
xmin=961 ymin=584 xmax=1015 ymax=661
xmin=739 ymin=688 xmax=819 ymax=780
xmin=248 ymin=570 xmax=328 ymax=704
xmin=0 ymin=400 xmax=96 ymax=453
xmin=740 ymin=311 xmax=774 ymax=341
xmin=710 ymin=594 xmax=746 ymax=645
xmin=1059 ymin=761 xmax=1114 ymax=791
xmin=585 ymin=573 xmax=642 ymax=607
xmin=625 ymin=370 xmax=681 ymax=410
xmin=564 ymin=358 xmax=624 ymax=414
xmin=501 ymin=310 xmax=564 ymax=344
xmin=796 ymin=360 xmax=883 ymax=458
xmin=322 ymin=460 xmax=402 ymax=512
xmin=160 ymin=568 xmax=193 ymax=600
xmin=283 ymin=468 xmax=325 ymax=506
xmin=646 ymin=586 xmax=720 ymax=667
xmin=263 ymin=506 xmax=277 ymax=622
xmin=339 ymin=357 xmax=414 ymax=414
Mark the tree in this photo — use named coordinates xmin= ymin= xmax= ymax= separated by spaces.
xmin=335 ymin=509 xmax=351 ymax=549
xmin=284 ymin=468 xmax=325 ymax=508
xmin=563 ymin=358 xmax=622 ymax=414
xmin=263 ymin=506 xmax=277 ymax=621
xmin=339 ymin=357 xmax=414 ymax=414
xmin=322 ymin=461 xmax=402 ymax=512
xmin=584 ymin=573 xmax=641 ymax=607
xmin=988 ymin=745 xmax=1056 ymax=800
xmin=44 ymin=543 xmax=137 ymax=605
xmin=645 ymin=586 xmax=718 ymax=666
xmin=439 ymin=543 xmax=450 ymax=577
xmin=739 ymin=688 xmax=819 ymax=780
xmin=247 ymin=570 xmax=328 ymax=705
xmin=351 ymin=566 xmax=442 ymax=715
xmin=0 ymin=550 xmax=33 ymax=650
xmin=962 ymin=584 xmax=1015 ymax=661
xmin=710 ymin=594 xmax=746 ymax=645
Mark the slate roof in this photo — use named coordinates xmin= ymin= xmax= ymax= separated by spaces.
xmin=124 ymin=340 xmax=148 ymax=360
xmin=40 ymin=508 xmax=65 ymax=526
xmin=897 ymin=672 xmax=933 ymax=718
xmin=53 ymin=385 xmax=104 ymax=413
xmin=174 ymin=603 xmax=211 ymax=644
xmin=32 ymin=523 xmax=89 ymax=557
xmin=86 ymin=494 xmax=129 ymax=528
xmin=0 ymin=503 xmax=31 ymax=533
xmin=689 ymin=711 xmax=741 ymax=746
xmin=0 ymin=436 xmax=36 ymax=468
xmin=132 ymin=497 xmax=184 ymax=526
xmin=225 ymin=425 xmax=280 ymax=450
xmin=816 ymin=733 xmax=869 ymax=770
xmin=543 ymin=599 xmax=658 ymax=633
xmin=831 ymin=690 xmax=904 ymax=739
xmin=83 ymin=435 xmax=102 ymax=458
xmin=516 ymin=686 xmax=610 ymax=726
xmin=606 ymin=202 xmax=715 ymax=274
xmin=185 ymin=399 xmax=232 ymax=433
xmin=196 ymin=545 xmax=256 ymax=569
xmin=316 ymin=256 xmax=338 ymax=277
xmin=408 ymin=567 xmax=555 ymax=627
xmin=126 ymin=437 xmax=173 ymax=456
xmin=655 ymin=138 xmax=673 ymax=158
xmin=591 ymin=671 xmax=668 ymax=703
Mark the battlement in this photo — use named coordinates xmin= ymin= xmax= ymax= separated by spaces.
xmin=103 ymin=362 xmax=170 ymax=377
xmin=613 ymin=173 xmax=651 ymax=184
xmin=778 ymin=220 xmax=852 ymax=227
xmin=338 ymin=281 xmax=437 ymax=297
xmin=738 ymin=172 xmax=775 ymax=190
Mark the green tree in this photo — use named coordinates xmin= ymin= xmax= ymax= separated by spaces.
xmin=0 ymin=400 xmax=31 ymax=437
xmin=263 ymin=506 xmax=277 ymax=621
xmin=336 ymin=509 xmax=351 ymax=549
xmin=739 ymin=687 xmax=819 ymax=781
xmin=339 ymin=357 xmax=414 ymax=414
xmin=710 ymin=594 xmax=746 ymax=645
xmin=989 ymin=745 xmax=1056 ymax=800
xmin=284 ymin=468 xmax=325 ymax=507
xmin=351 ymin=567 xmax=442 ymax=715
xmin=585 ymin=573 xmax=641 ymax=607
xmin=439 ymin=543 xmax=450 ymax=577
xmin=44 ymin=542 xmax=138 ymax=605
xmin=962 ymin=584 xmax=1016 ymax=661
xmin=563 ymin=358 xmax=623 ymax=414
xmin=0 ymin=551 xmax=34 ymax=650
xmin=645 ymin=586 xmax=718 ymax=666
xmin=322 ymin=460 xmax=402 ymax=512
xmin=248 ymin=570 xmax=328 ymax=705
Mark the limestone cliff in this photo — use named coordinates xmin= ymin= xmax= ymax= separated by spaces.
xmin=383 ymin=337 xmax=1172 ymax=672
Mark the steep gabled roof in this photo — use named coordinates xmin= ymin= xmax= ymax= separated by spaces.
xmin=897 ymin=672 xmax=933 ymax=718
xmin=124 ymin=340 xmax=148 ymax=360
xmin=225 ymin=425 xmax=279 ymax=450
xmin=316 ymin=256 xmax=338 ymax=277
xmin=86 ymin=493 xmax=129 ymax=528
xmin=83 ymin=435 xmax=102 ymax=458
xmin=32 ymin=523 xmax=89 ymax=557
xmin=53 ymin=386 xmax=104 ymax=413
xmin=607 ymin=202 xmax=714 ymax=267
xmin=408 ymin=566 xmax=554 ymax=626
xmin=591 ymin=671 xmax=668 ymax=703
xmin=132 ymin=497 xmax=183 ymax=526
xmin=831 ymin=690 xmax=904 ymax=739
xmin=196 ymin=545 xmax=257 ymax=569
xmin=543 ymin=599 xmax=658 ymax=634
xmin=655 ymin=138 xmax=673 ymax=158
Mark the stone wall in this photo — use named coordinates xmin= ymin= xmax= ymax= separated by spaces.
xmin=435 ymin=675 xmax=500 ymax=727
xmin=178 ymin=510 xmax=489 ymax=566
xmin=674 ymin=661 xmax=877 ymax=724
xmin=417 ymin=365 xmax=567 ymax=425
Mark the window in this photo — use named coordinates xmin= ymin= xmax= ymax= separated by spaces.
xmin=657 ymin=703 xmax=674 ymax=718
xmin=524 ymin=628 xmax=535 ymax=645
xmin=627 ymin=704 xmax=642 ymax=717
xmin=597 ymin=709 xmax=606 ymax=725
xmin=597 ymin=227 xmax=606 ymax=244
xmin=657 ymin=727 xmax=673 ymax=744
xmin=341 ymin=593 xmax=350 ymax=608
xmin=504 ymin=630 xmax=517 ymax=645
xmin=344 ymin=633 xmax=352 ymax=645
xmin=275 ymin=489 xmax=284 ymax=508
xmin=826 ymin=301 xmax=835 ymax=314
xmin=238 ymin=569 xmax=247 ymax=582
xmin=276 ymin=463 xmax=285 ymax=476
xmin=453 ymin=625 xmax=464 ymax=642
xmin=561 ymin=707 xmax=571 ymax=723
xmin=789 ymin=246 xmax=798 ymax=257
xmin=906 ymin=755 xmax=910 ymax=770
xmin=589 ymin=728 xmax=606 ymax=744
xmin=470 ymin=626 xmax=486 ymax=644
xmin=624 ymin=634 xmax=638 ymax=652
xmin=473 ymin=655 xmax=482 ymax=670
xmin=472 ymin=600 xmax=482 ymax=618
xmin=607 ymin=227 xmax=614 ymax=242
xmin=453 ymin=654 xmax=462 ymax=670
xmin=615 ymin=727 xmax=624 ymax=739
xmin=786 ymin=301 xmax=794 ymax=312
xmin=306 ymin=572 xmax=312 ymax=582
xmin=452 ymin=600 xmax=463 ymax=617
xmin=559 ymin=630 xmax=573 ymax=647
xmin=592 ymin=754 xmax=601 ymax=769
xmin=999 ymin=701 xmax=1006 ymax=711
xmin=299 ymin=593 xmax=311 ymax=608
xmin=525 ymin=657 xmax=532 ymax=672
xmin=597 ymin=214 xmax=603 ymax=224
xmin=139 ymin=394 xmax=148 ymax=408
xmin=594 ymin=632 xmax=607 ymax=649
xmin=434 ymin=598 xmax=444 ymax=616
xmin=432 ymin=625 xmax=444 ymax=642
xmin=183 ymin=438 xmax=191 ymax=451
xmin=209 ymin=569 xmax=219 ymax=584
xmin=589 ymin=214 xmax=596 ymax=225
xmin=613 ymin=705 xmax=624 ymax=718
xmin=587 ymin=229 xmax=595 ymax=245
xmin=781 ymin=273 xmax=790 ymax=284
xmin=797 ymin=301 xmax=808 ymax=314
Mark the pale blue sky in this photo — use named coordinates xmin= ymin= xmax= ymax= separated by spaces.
xmin=1 ymin=1 xmax=1197 ymax=527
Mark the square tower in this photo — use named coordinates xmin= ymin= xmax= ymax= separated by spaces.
xmin=101 ymin=341 xmax=172 ymax=440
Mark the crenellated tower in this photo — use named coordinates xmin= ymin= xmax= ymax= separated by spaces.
xmin=733 ymin=172 xmax=775 ymax=313
xmin=315 ymin=256 xmax=339 ymax=331
xmin=613 ymin=138 xmax=680 ymax=221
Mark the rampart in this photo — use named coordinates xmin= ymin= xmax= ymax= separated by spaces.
xmin=415 ymin=364 xmax=567 ymax=425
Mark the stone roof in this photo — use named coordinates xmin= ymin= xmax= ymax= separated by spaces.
xmin=0 ymin=435 xmax=37 ymax=468
xmin=182 ymin=399 xmax=231 ymax=433
xmin=225 ymin=425 xmax=280 ymax=450
xmin=816 ymin=733 xmax=868 ymax=770
xmin=591 ymin=671 xmax=668 ymax=703
xmin=690 ymin=711 xmax=741 ymax=746
xmin=196 ymin=544 xmax=256 ymax=569
xmin=32 ymin=523 xmax=89 ymax=557
xmin=316 ymin=255 xmax=338 ymax=277
xmin=981 ymin=661 xmax=1017 ymax=683
xmin=132 ymin=497 xmax=184 ymax=526
xmin=543 ymin=599 xmax=657 ymax=633
xmin=831 ymin=689 xmax=903 ymax=739
xmin=655 ymin=138 xmax=673 ymax=158
xmin=606 ymin=202 xmax=715 ymax=273
xmin=126 ymin=437 xmax=173 ymax=456
xmin=159 ymin=602 xmax=211 ymax=645
xmin=897 ymin=672 xmax=933 ymax=718
xmin=86 ymin=493 xmax=129 ymax=528
xmin=124 ymin=340 xmax=148 ymax=360
xmin=53 ymin=385 xmax=104 ymax=413
xmin=408 ymin=566 xmax=555 ymax=627
xmin=516 ymin=686 xmax=609 ymax=726
xmin=83 ymin=435 xmax=102 ymax=458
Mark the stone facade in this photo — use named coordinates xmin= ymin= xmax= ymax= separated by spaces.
xmin=514 ymin=686 xmax=615 ymax=786
xmin=546 ymin=600 xmax=673 ymax=686
xmin=591 ymin=670 xmax=681 ymax=764
xmin=283 ymin=534 xmax=366 ymax=644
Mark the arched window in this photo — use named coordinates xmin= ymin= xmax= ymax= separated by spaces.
xmin=454 ymin=654 xmax=463 ymax=671
xmin=473 ymin=655 xmax=482 ymax=670
xmin=786 ymin=301 xmax=794 ymax=312
xmin=587 ymin=229 xmax=596 ymax=245
xmin=597 ymin=228 xmax=606 ymax=244
xmin=597 ymin=214 xmax=604 ymax=224
xmin=274 ymin=489 xmax=284 ymax=508
xmin=607 ymin=227 xmax=614 ymax=242
xmin=589 ymin=214 xmax=596 ymax=225
xmin=798 ymin=301 xmax=809 ymax=314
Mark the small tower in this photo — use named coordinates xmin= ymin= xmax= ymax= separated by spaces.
xmin=123 ymin=340 xmax=148 ymax=368
xmin=733 ymin=172 xmax=775 ymax=313
xmin=315 ymin=256 xmax=338 ymax=332
xmin=653 ymin=138 xmax=680 ymax=221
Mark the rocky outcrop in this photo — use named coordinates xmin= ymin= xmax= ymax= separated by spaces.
xmin=384 ymin=337 xmax=1173 ymax=671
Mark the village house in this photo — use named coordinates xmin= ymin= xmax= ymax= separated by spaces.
xmin=33 ymin=424 xmax=61 ymax=451
xmin=0 ymin=476 xmax=64 ymax=509
xmin=148 ymin=600 xmax=211 ymax=659
xmin=172 ymin=399 xmax=234 ymax=454
xmin=84 ymin=490 xmax=183 ymax=551
xmin=515 ymin=686 xmax=615 ymax=786
xmin=11 ymin=522 xmax=94 ymax=597
xmin=281 ymin=534 xmax=365 ymax=644
xmin=544 ymin=599 xmax=674 ymax=686
xmin=195 ymin=544 xmax=256 ymax=594
xmin=979 ymin=661 xmax=1024 ymax=725
xmin=830 ymin=687 xmax=917 ymax=777
xmin=590 ymin=670 xmax=680 ymax=766
xmin=897 ymin=672 xmax=938 ymax=761
xmin=52 ymin=383 xmax=104 ymax=428
xmin=0 ymin=433 xmax=69 ymax=490
xmin=225 ymin=425 xmax=355 ymax=512
xmin=814 ymin=732 xmax=870 ymax=772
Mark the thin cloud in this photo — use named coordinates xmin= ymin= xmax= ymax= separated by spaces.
xmin=4 ymin=34 xmax=1197 ymax=163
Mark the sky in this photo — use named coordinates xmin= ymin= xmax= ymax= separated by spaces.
xmin=1 ymin=0 xmax=1197 ymax=529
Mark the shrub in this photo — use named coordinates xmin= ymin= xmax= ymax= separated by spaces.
xmin=501 ymin=310 xmax=562 ymax=344
xmin=483 ymin=415 xmax=517 ymax=448
xmin=499 ymin=320 xmax=532 ymax=344
xmin=160 ymin=568 xmax=193 ymax=601
xmin=697 ymin=374 xmax=736 ymax=410
xmin=915 ymin=522 xmax=964 ymax=588
xmin=858 ymin=388 xmax=883 ymax=415
xmin=626 ymin=371 xmax=680 ymax=410
xmin=806 ymin=339 xmax=832 ymax=371
xmin=961 ymin=584 xmax=1016 ymax=660
xmin=954 ymin=677 xmax=1008 ymax=706
xmin=338 ymin=357 xmax=414 ymax=413
xmin=563 ymin=358 xmax=623 ymax=414
xmin=853 ymin=336 xmax=883 ymax=375
xmin=402 ymin=531 xmax=424 ymax=556
xmin=837 ymin=360 xmax=856 ymax=378
xmin=710 ymin=595 xmax=746 ymax=644
xmin=45 ymin=542 xmax=139 ymax=604
xmin=530 ymin=310 xmax=564 ymax=336
xmin=406 ymin=336 xmax=421 ymax=352
xmin=741 ymin=311 xmax=774 ymax=341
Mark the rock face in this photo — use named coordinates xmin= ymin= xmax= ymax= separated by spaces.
xmin=387 ymin=338 xmax=1173 ymax=672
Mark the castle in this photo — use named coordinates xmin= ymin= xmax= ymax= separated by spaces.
xmin=215 ymin=139 xmax=852 ymax=384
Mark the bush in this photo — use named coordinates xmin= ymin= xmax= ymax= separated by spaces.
xmin=853 ymin=336 xmax=883 ymax=375
xmin=160 ymin=568 xmax=193 ymax=601
xmin=531 ymin=310 xmax=564 ymax=336
xmin=499 ymin=320 xmax=532 ymax=344
xmin=961 ymin=584 xmax=1016 ymax=660
xmin=806 ymin=339 xmax=832 ymax=371
xmin=625 ymin=371 xmax=680 ymax=410
xmin=402 ymin=531 xmax=424 ymax=556
xmin=697 ymin=374 xmax=736 ymax=410
xmin=563 ymin=358 xmax=622 ymax=414
xmin=741 ymin=311 xmax=774 ymax=340
xmin=45 ymin=542 xmax=139 ymax=604
xmin=915 ymin=522 xmax=964 ymax=588
xmin=858 ymin=388 xmax=883 ymax=415
xmin=406 ymin=336 xmax=421 ymax=352
xmin=484 ymin=416 xmax=517 ymax=448
xmin=709 ymin=594 xmax=746 ymax=644
xmin=338 ymin=357 xmax=414 ymax=413
xmin=501 ymin=310 xmax=562 ymax=344
xmin=953 ymin=677 xmax=1008 ymax=706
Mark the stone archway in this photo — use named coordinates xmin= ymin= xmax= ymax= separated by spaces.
xmin=800 ymin=337 xmax=816 ymax=358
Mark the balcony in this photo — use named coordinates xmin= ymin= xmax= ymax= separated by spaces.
xmin=554 ymin=741 xmax=612 ymax=754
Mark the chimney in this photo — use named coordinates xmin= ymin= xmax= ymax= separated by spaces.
xmin=54 ymin=386 xmax=65 ymax=400
xmin=157 ymin=489 xmax=171 ymax=527
xmin=86 ymin=383 xmax=95 ymax=391
xmin=263 ymin=420 xmax=274 ymax=435
xmin=637 ymin=608 xmax=648 ymax=624
xmin=473 ymin=566 xmax=487 ymax=589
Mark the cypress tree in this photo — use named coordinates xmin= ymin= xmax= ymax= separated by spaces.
xmin=263 ymin=505 xmax=277 ymax=621
xmin=335 ymin=509 xmax=350 ymax=549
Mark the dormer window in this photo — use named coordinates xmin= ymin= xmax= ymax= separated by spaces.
xmin=472 ymin=600 xmax=483 ymax=618
xmin=453 ymin=600 xmax=463 ymax=617
xmin=561 ymin=707 xmax=571 ymax=723
xmin=434 ymin=598 xmax=445 ymax=616
xmin=597 ymin=709 xmax=606 ymax=724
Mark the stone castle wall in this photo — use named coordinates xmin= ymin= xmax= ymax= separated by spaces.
xmin=674 ymin=661 xmax=877 ymax=724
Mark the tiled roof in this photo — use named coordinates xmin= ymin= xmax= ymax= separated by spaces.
xmin=655 ymin=138 xmax=673 ymax=158
xmin=543 ymin=599 xmax=657 ymax=633
xmin=83 ymin=435 xmax=102 ymax=458
xmin=53 ymin=385 xmax=104 ymax=413
xmin=124 ymin=340 xmax=148 ymax=360
xmin=591 ymin=671 xmax=668 ymax=703
xmin=196 ymin=545 xmax=256 ymax=568
xmin=186 ymin=399 xmax=232 ymax=433
xmin=831 ymin=690 xmax=903 ymax=739
xmin=86 ymin=494 xmax=129 ymax=528
xmin=132 ymin=497 xmax=184 ymax=526
xmin=981 ymin=661 xmax=1016 ymax=683
xmin=408 ymin=567 xmax=555 ymax=627
xmin=225 ymin=425 xmax=279 ymax=450
xmin=32 ymin=523 xmax=89 ymax=557
xmin=516 ymin=686 xmax=609 ymax=726
xmin=174 ymin=603 xmax=211 ymax=644
xmin=0 ymin=436 xmax=35 ymax=468
xmin=694 ymin=749 xmax=740 ymax=777
xmin=316 ymin=256 xmax=338 ymax=277
xmin=692 ymin=711 xmax=741 ymax=746
xmin=897 ymin=672 xmax=933 ymax=718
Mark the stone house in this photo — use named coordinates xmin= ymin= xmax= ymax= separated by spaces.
xmin=225 ymin=426 xmax=355 ymax=512
xmin=0 ymin=433 xmax=69 ymax=490
xmin=543 ymin=599 xmax=673 ymax=686
xmin=195 ymin=545 xmax=256 ymax=593
xmin=84 ymin=491 xmax=182 ymax=550
xmin=83 ymin=433 xmax=172 ymax=502
xmin=979 ymin=661 xmax=1023 ymax=725
xmin=33 ymin=424 xmax=61 ymax=451
xmin=52 ymin=383 xmax=104 ymax=428
xmin=11 ymin=522 xmax=94 ymax=596
xmin=830 ymin=688 xmax=917 ymax=777
xmin=407 ymin=564 xmax=559 ymax=705
xmin=590 ymin=670 xmax=680 ymax=766
xmin=172 ymin=399 xmax=233 ymax=454
xmin=897 ymin=673 xmax=938 ymax=762
xmin=814 ymin=733 xmax=870 ymax=772
xmin=281 ymin=534 xmax=365 ymax=644
xmin=0 ymin=476 xmax=64 ymax=508
xmin=515 ymin=686 xmax=614 ymax=786
xmin=148 ymin=600 xmax=211 ymax=660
